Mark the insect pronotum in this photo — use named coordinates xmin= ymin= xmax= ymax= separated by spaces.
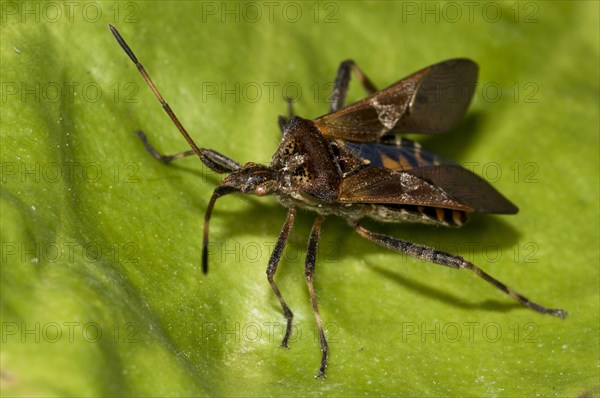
xmin=109 ymin=24 xmax=566 ymax=378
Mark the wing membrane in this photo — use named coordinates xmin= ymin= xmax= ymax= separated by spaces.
xmin=407 ymin=165 xmax=518 ymax=214
xmin=315 ymin=59 xmax=478 ymax=142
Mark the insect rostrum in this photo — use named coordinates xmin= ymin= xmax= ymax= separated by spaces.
xmin=109 ymin=25 xmax=566 ymax=379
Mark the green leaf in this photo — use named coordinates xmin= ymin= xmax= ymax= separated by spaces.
xmin=1 ymin=1 xmax=598 ymax=396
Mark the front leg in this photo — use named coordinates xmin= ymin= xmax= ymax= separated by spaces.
xmin=136 ymin=131 xmax=195 ymax=163
xmin=266 ymin=208 xmax=297 ymax=347
xmin=304 ymin=216 xmax=328 ymax=378
xmin=136 ymin=131 xmax=241 ymax=173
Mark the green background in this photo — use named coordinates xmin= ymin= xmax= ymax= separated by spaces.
xmin=1 ymin=1 xmax=598 ymax=396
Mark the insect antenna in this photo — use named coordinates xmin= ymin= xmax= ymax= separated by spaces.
xmin=108 ymin=24 xmax=207 ymax=163
xmin=202 ymin=186 xmax=237 ymax=274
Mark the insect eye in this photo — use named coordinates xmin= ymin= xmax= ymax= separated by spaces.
xmin=255 ymin=184 xmax=269 ymax=196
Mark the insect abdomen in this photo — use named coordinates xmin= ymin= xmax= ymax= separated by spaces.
xmin=373 ymin=204 xmax=468 ymax=227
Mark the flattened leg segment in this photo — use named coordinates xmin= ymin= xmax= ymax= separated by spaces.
xmin=354 ymin=224 xmax=567 ymax=319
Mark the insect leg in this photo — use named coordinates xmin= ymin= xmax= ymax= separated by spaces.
xmin=330 ymin=59 xmax=378 ymax=113
xmin=109 ymin=25 xmax=240 ymax=174
xmin=354 ymin=224 xmax=567 ymax=319
xmin=277 ymin=97 xmax=296 ymax=133
xmin=266 ymin=208 xmax=297 ymax=348
xmin=136 ymin=131 xmax=195 ymax=163
xmin=305 ymin=216 xmax=328 ymax=378
xmin=136 ymin=131 xmax=241 ymax=172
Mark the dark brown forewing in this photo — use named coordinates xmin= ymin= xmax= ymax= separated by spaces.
xmin=338 ymin=167 xmax=473 ymax=211
xmin=407 ymin=165 xmax=518 ymax=214
xmin=315 ymin=59 xmax=478 ymax=142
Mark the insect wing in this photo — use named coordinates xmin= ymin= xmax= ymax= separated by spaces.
xmin=338 ymin=163 xmax=518 ymax=214
xmin=315 ymin=59 xmax=478 ymax=142
xmin=338 ymin=167 xmax=473 ymax=211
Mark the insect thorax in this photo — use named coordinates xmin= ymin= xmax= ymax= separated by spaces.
xmin=271 ymin=117 xmax=341 ymax=204
xmin=270 ymin=118 xmax=468 ymax=227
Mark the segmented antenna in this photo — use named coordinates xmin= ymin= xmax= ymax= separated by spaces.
xmin=108 ymin=24 xmax=204 ymax=160
xmin=202 ymin=186 xmax=236 ymax=274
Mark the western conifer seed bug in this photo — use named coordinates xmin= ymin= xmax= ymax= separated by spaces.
xmin=109 ymin=24 xmax=566 ymax=378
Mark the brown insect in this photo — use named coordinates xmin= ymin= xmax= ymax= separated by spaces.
xmin=109 ymin=24 xmax=566 ymax=378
